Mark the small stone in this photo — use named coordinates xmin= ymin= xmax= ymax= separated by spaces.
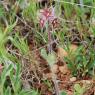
xmin=22 ymin=80 xmax=31 ymax=90
xmin=82 ymin=80 xmax=91 ymax=84
xmin=70 ymin=77 xmax=76 ymax=82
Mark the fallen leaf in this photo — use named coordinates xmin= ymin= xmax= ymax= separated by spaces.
xmin=57 ymin=44 xmax=78 ymax=60
xmin=59 ymin=64 xmax=70 ymax=74
xmin=70 ymin=44 xmax=78 ymax=52
xmin=57 ymin=47 xmax=68 ymax=58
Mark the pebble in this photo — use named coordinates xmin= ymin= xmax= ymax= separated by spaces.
xmin=70 ymin=77 xmax=76 ymax=82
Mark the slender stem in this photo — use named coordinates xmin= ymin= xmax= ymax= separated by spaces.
xmin=48 ymin=30 xmax=60 ymax=95
xmin=47 ymin=15 xmax=60 ymax=94
xmin=51 ymin=68 xmax=60 ymax=95
xmin=48 ymin=30 xmax=52 ymax=53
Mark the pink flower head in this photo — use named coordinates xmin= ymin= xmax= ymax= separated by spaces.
xmin=40 ymin=18 xmax=45 ymax=28
xmin=39 ymin=7 xmax=57 ymax=28
xmin=40 ymin=8 xmax=52 ymax=20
